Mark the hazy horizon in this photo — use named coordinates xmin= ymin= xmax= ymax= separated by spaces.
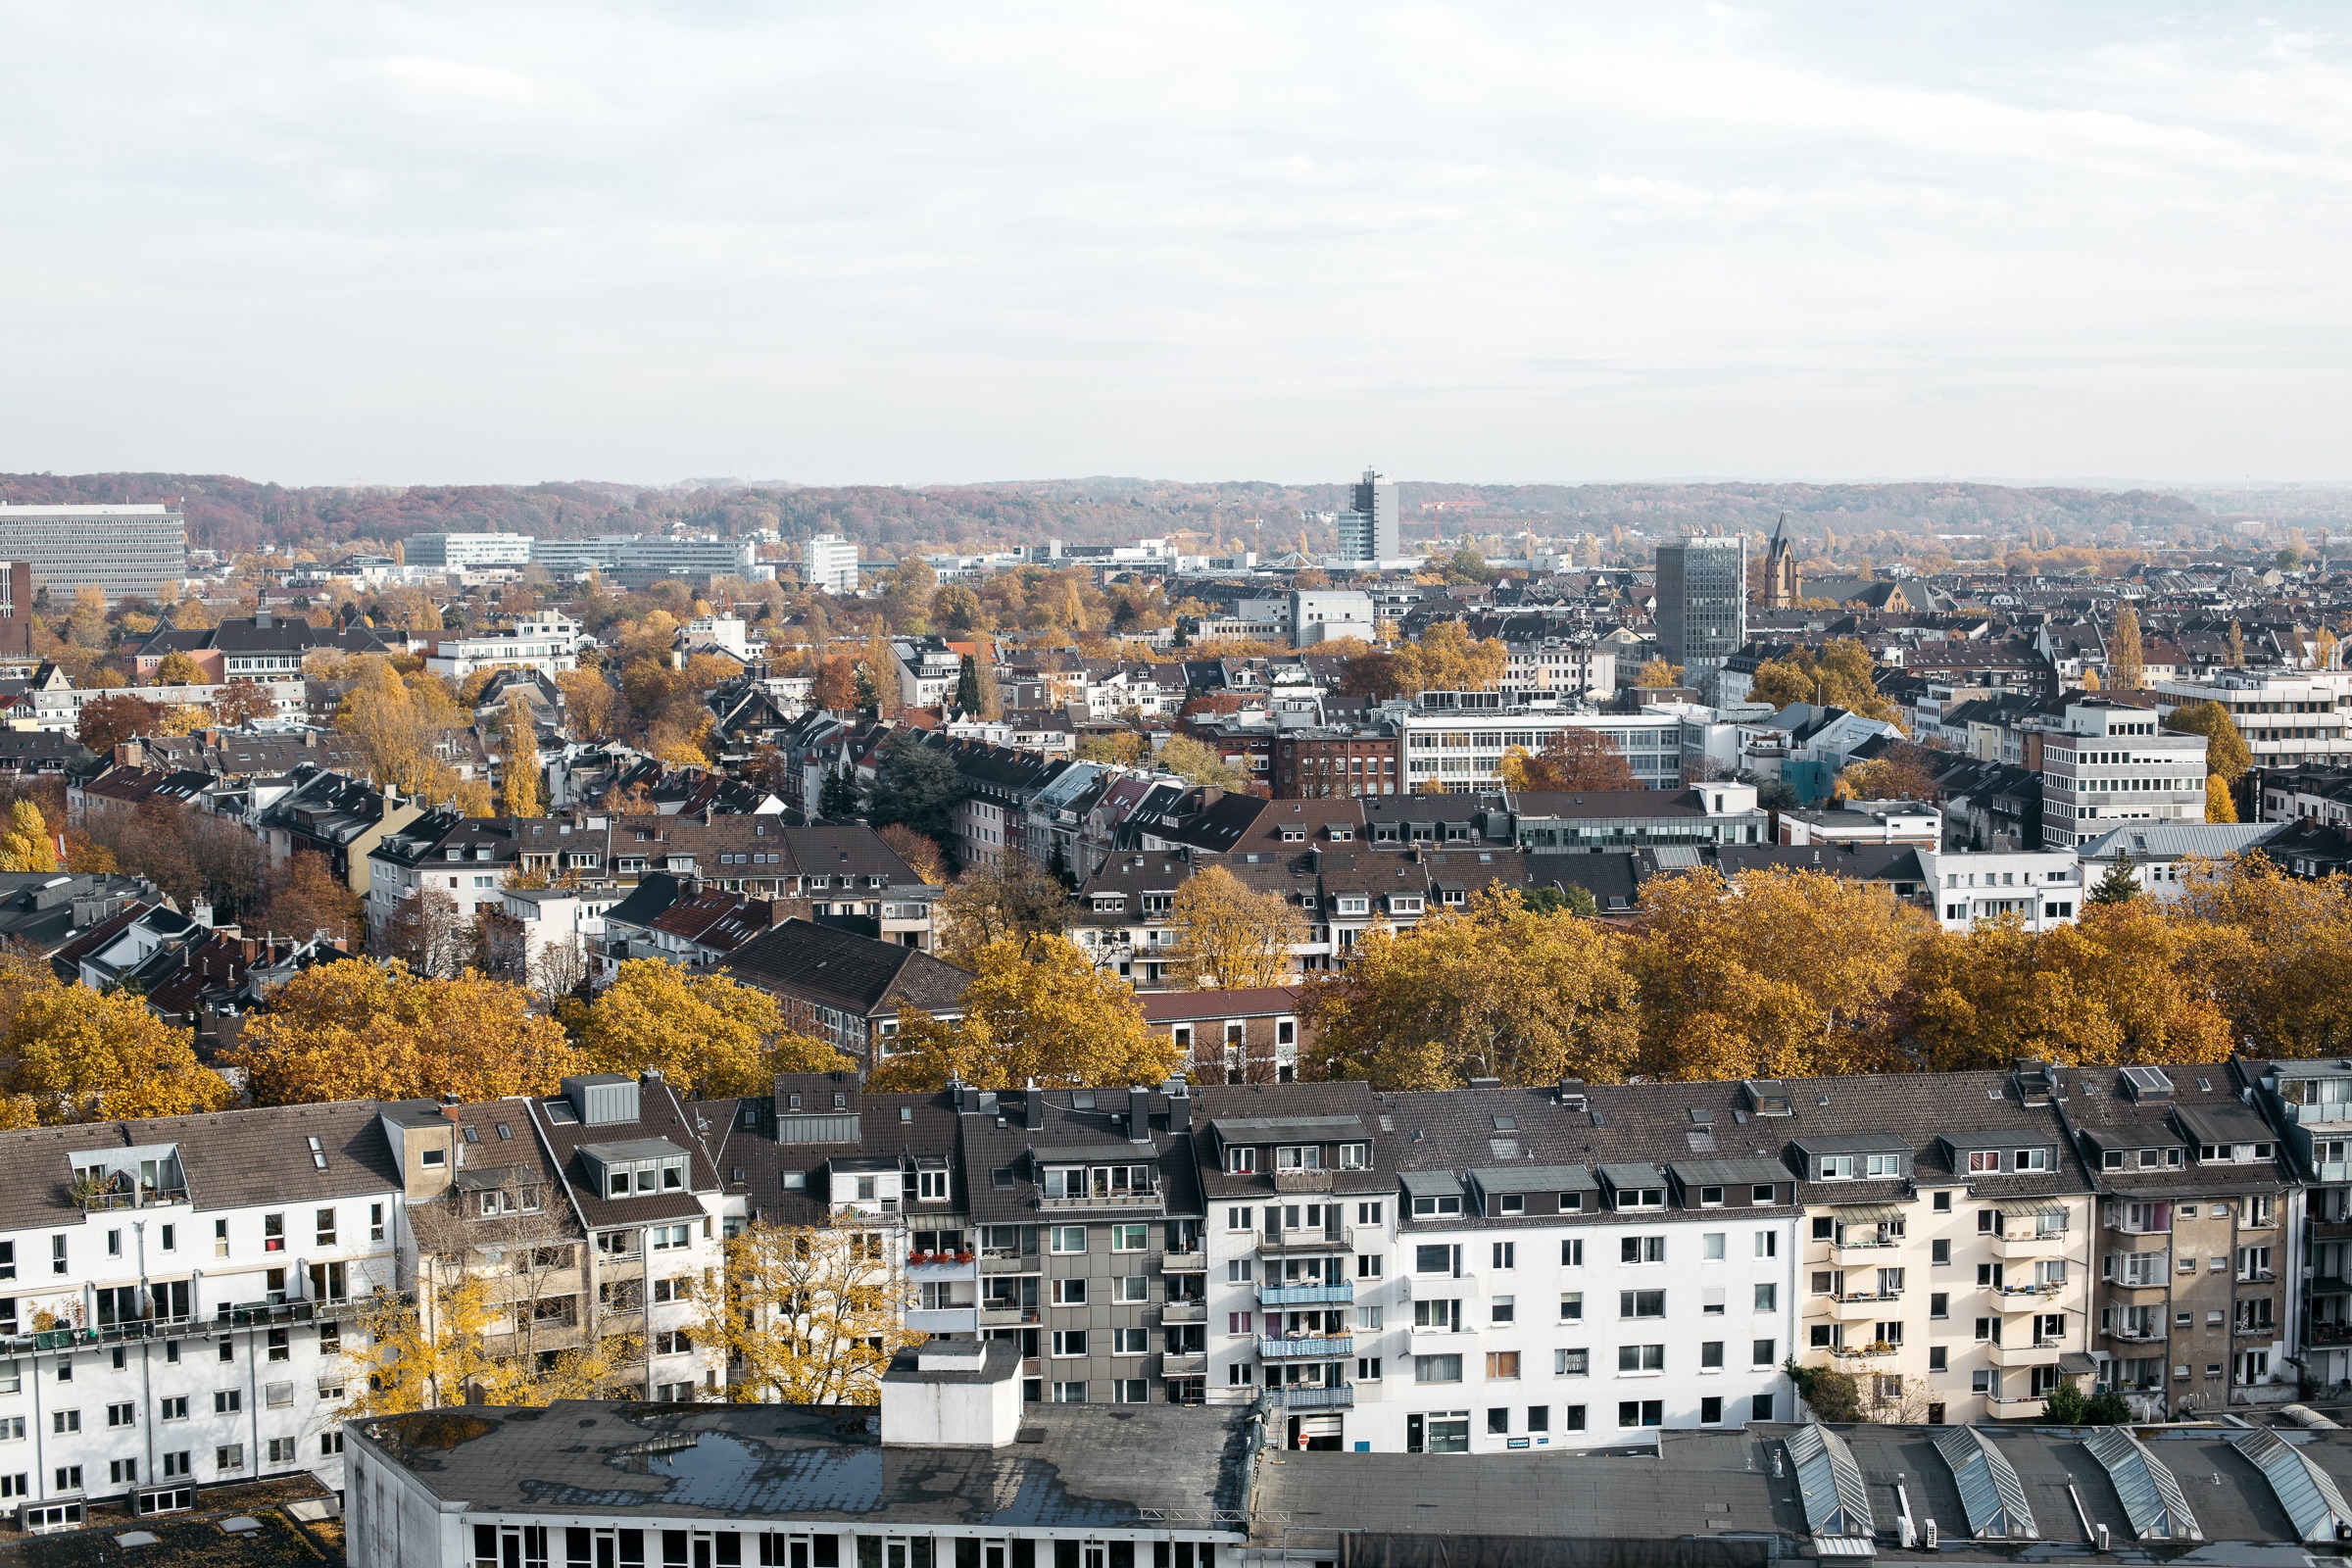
xmin=3 ymin=3 xmax=2347 ymax=488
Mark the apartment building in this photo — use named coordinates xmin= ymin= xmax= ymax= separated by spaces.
xmin=1367 ymin=1081 xmax=1797 ymax=1456
xmin=2241 ymin=1057 xmax=2351 ymax=1392
xmin=0 ymin=1102 xmax=404 ymax=1528
xmin=2057 ymin=1063 xmax=2294 ymax=1418
xmin=1397 ymin=697 xmax=1689 ymax=793
xmin=2039 ymin=698 xmax=2210 ymax=848
xmin=2152 ymin=670 xmax=2352 ymax=768
xmin=1914 ymin=848 xmax=2083 ymax=932
xmin=1785 ymin=1066 xmax=2096 ymax=1427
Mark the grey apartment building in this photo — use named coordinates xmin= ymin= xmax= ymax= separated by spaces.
xmin=1655 ymin=536 xmax=1746 ymax=692
xmin=0 ymin=503 xmax=187 ymax=602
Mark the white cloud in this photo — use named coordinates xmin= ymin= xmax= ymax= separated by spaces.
xmin=0 ymin=0 xmax=2344 ymax=483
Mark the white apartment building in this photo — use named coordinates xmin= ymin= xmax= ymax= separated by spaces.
xmin=1913 ymin=848 xmax=2083 ymax=932
xmin=2152 ymin=670 xmax=2352 ymax=769
xmin=803 ymin=534 xmax=859 ymax=595
xmin=1498 ymin=641 xmax=1615 ymax=699
xmin=1396 ymin=695 xmax=1688 ymax=793
xmin=2039 ymin=698 xmax=2209 ymax=848
xmin=422 ymin=612 xmax=583 ymax=683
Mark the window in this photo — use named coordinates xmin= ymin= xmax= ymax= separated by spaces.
xmin=1491 ymin=1296 xmax=1515 ymax=1325
xmin=214 ymin=1219 xmax=228 ymax=1257
xmin=1052 ymin=1279 xmax=1088 ymax=1306
xmin=1930 ymin=1292 xmax=1948 ymax=1319
xmin=1559 ymin=1292 xmax=1584 ymax=1322
xmin=1110 ymin=1223 xmax=1148 ymax=1252
xmin=263 ymin=1213 xmax=285 ymax=1251
xmin=316 ymin=1208 xmax=337 ymax=1247
xmin=369 ymin=1202 xmax=386 ymax=1243
xmin=1618 ymin=1399 xmax=1663 ymax=1428
xmin=106 ymin=1402 xmax=133 ymax=1429
xmin=1111 ymin=1328 xmax=1147 ymax=1355
xmin=162 ymin=1452 xmax=190 ymax=1478
xmin=1617 ymin=1345 xmax=1665 ymax=1374
xmin=214 ymin=1391 xmax=240 ymax=1414
xmin=1226 ymin=1259 xmax=1253 ymax=1283
xmin=1415 ymin=1355 xmax=1464 ymax=1384
xmin=1226 ymin=1312 xmax=1252 ymax=1336
xmin=1702 ymin=1233 xmax=1726 ymax=1261
xmin=1560 ymin=1239 xmax=1584 ymax=1267
xmin=1753 ymin=1338 xmax=1776 ymax=1367
xmin=1052 ymin=1382 xmax=1087 ymax=1403
xmin=1750 ymin=1395 xmax=1775 ymax=1422
xmin=1050 ymin=1226 xmax=1087 ymax=1254
xmin=54 ymin=1465 xmax=82 ymax=1492
xmin=1357 ymin=1356 xmax=1384 ymax=1382
xmin=1619 ymin=1291 xmax=1665 ymax=1319
xmin=1225 ymin=1147 xmax=1257 ymax=1173
xmin=2238 ymin=1246 xmax=2274 ymax=1281
xmin=1754 ymin=1284 xmax=1778 ymax=1312
xmin=1051 ymin=1331 xmax=1088 ymax=1358
xmin=1357 ymin=1254 xmax=1384 ymax=1279
xmin=1556 ymin=1348 xmax=1589 ymax=1376
xmin=52 ymin=1410 xmax=78 ymax=1434
xmin=1492 ymin=1241 xmax=1515 ymax=1269
xmin=2013 ymin=1148 xmax=2048 ymax=1171
xmin=1621 ymin=1236 xmax=1664 ymax=1265
xmin=1932 ymin=1239 xmax=1950 ymax=1264
xmin=1114 ymin=1275 xmax=1148 ymax=1303
xmin=50 ymin=1236 xmax=65 ymax=1275
xmin=1968 ymin=1151 xmax=1999 ymax=1173
xmin=216 ymin=1446 xmax=244 ymax=1472
xmin=1226 ymin=1206 xmax=1253 ymax=1230
xmin=1755 ymin=1232 xmax=1777 ymax=1258
xmin=1700 ymin=1341 xmax=1724 ymax=1370
xmin=1485 ymin=1351 xmax=1520 ymax=1380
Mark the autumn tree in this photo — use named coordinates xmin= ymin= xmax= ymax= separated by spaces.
xmin=1634 ymin=657 xmax=1684 ymax=688
xmin=698 ymin=1216 xmax=923 ymax=1405
xmin=2180 ymin=858 xmax=2352 ymax=1058
xmin=2164 ymin=700 xmax=2251 ymax=782
xmin=228 ymin=958 xmax=581 ymax=1104
xmin=1166 ymin=866 xmax=1306 ymax=989
xmin=2109 ymin=604 xmax=2144 ymax=690
xmin=152 ymin=649 xmax=205 ymax=685
xmin=1156 ymin=733 xmax=1249 ymax=789
xmin=1838 ymin=750 xmax=1940 ymax=804
xmin=555 ymin=667 xmax=616 ymax=741
xmin=864 ymin=937 xmax=1176 ymax=1091
xmin=343 ymin=1272 xmax=627 ymax=1417
xmin=501 ymin=697 xmax=542 ymax=817
xmin=373 ymin=884 xmax=476 ymax=975
xmin=1499 ymin=730 xmax=1637 ymax=793
xmin=580 ymin=960 xmax=840 ymax=1099
xmin=210 ymin=679 xmax=276 ymax=726
xmin=812 ymin=653 xmax=859 ymax=713
xmin=1076 ymin=732 xmax=1147 ymax=766
xmin=3 ymin=984 xmax=230 ymax=1123
xmin=1744 ymin=640 xmax=1902 ymax=726
xmin=1395 ymin=620 xmax=1508 ymax=696
xmin=1628 ymin=868 xmax=1931 ymax=1080
xmin=1301 ymin=887 xmax=1638 ymax=1089
xmin=876 ymin=824 xmax=945 ymax=886
xmin=0 ymin=799 xmax=57 ymax=873
xmin=335 ymin=658 xmax=476 ymax=806
xmin=2206 ymin=774 xmax=2238 ymax=823
xmin=255 ymin=852 xmax=365 ymax=944
xmin=933 ymin=858 xmax=1074 ymax=967
xmin=75 ymin=692 xmax=163 ymax=752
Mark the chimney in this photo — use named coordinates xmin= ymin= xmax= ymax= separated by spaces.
xmin=1024 ymin=1084 xmax=1045 ymax=1132
xmin=1127 ymin=1086 xmax=1152 ymax=1143
xmin=879 ymin=1340 xmax=1023 ymax=1447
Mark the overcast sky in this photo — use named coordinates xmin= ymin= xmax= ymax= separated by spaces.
xmin=1 ymin=3 xmax=2346 ymax=488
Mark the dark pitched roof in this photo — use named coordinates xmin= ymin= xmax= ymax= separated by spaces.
xmin=721 ymin=919 xmax=972 ymax=1019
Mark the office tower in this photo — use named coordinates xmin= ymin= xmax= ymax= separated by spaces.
xmin=1656 ymin=536 xmax=1746 ymax=686
xmin=803 ymin=533 xmax=860 ymax=594
xmin=1334 ymin=467 xmax=1398 ymax=564
xmin=0 ymin=504 xmax=186 ymax=603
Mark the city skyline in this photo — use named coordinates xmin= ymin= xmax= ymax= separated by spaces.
xmin=1 ymin=3 xmax=2347 ymax=487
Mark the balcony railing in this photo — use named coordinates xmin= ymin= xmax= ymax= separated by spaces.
xmin=1260 ymin=1227 xmax=1355 ymax=1256
xmin=1157 ymin=1300 xmax=1207 ymax=1325
xmin=1039 ymin=1190 xmax=1164 ymax=1210
xmin=978 ymin=1304 xmax=1039 ymax=1327
xmin=1159 ymin=1351 xmax=1207 ymax=1378
xmin=1828 ymin=1342 xmax=1896 ymax=1361
xmin=75 ymin=1184 xmax=190 ymax=1213
xmin=1264 ymin=1383 xmax=1354 ymax=1410
xmin=2234 ymin=1321 xmax=2278 ymax=1338
xmin=1259 ymin=1281 xmax=1354 ymax=1307
xmin=1260 ymin=1335 xmax=1353 ymax=1359
xmin=1160 ymin=1247 xmax=1207 ymax=1271
xmin=1272 ymin=1169 xmax=1336 ymax=1195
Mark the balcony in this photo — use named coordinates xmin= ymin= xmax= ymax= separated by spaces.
xmin=1992 ymin=1282 xmax=2065 ymax=1311
xmin=1265 ymin=1383 xmax=1355 ymax=1410
xmin=906 ymin=1307 xmax=980 ymax=1336
xmin=2108 ymin=1266 xmax=2170 ymax=1296
xmin=1261 ymin=1227 xmax=1355 ymax=1257
xmin=1160 ymin=1351 xmax=1207 ymax=1378
xmin=1989 ymin=1231 xmax=2068 ymax=1260
xmin=1986 ymin=1395 xmax=2047 ymax=1420
xmin=1826 ymin=1292 xmax=1901 ymax=1322
xmin=2308 ymin=1321 xmax=2352 ymax=1347
xmin=977 ymin=1305 xmax=1039 ymax=1328
xmin=2101 ymin=1324 xmax=2165 ymax=1344
xmin=1260 ymin=1335 xmax=1354 ymax=1359
xmin=1830 ymin=1239 xmax=1901 ymax=1267
xmin=1157 ymin=1300 xmax=1207 ymax=1325
xmin=75 ymin=1183 xmax=190 ymax=1213
xmin=1160 ymin=1247 xmax=1208 ymax=1273
xmin=2233 ymin=1321 xmax=2279 ymax=1339
xmin=1039 ymin=1190 xmax=1164 ymax=1211
xmin=1988 ymin=1340 xmax=2065 ymax=1369
xmin=2309 ymin=1218 xmax=2352 ymax=1243
xmin=978 ymin=1252 xmax=1038 ymax=1274
xmin=1828 ymin=1342 xmax=1897 ymax=1364
xmin=1259 ymin=1281 xmax=1355 ymax=1307
xmin=1273 ymin=1169 xmax=1337 ymax=1195
xmin=906 ymin=1253 xmax=978 ymax=1280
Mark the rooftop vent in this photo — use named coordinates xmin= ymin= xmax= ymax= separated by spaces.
xmin=1741 ymin=1080 xmax=1794 ymax=1117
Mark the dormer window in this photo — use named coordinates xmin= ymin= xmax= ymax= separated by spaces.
xmin=1335 ymin=897 xmax=1369 ymax=916
xmin=1275 ymin=1146 xmax=1323 ymax=1171
xmin=2014 ymin=1148 xmax=2049 ymax=1172
xmin=1226 ymin=1147 xmax=1256 ymax=1174
xmin=1967 ymin=1151 xmax=2001 ymax=1173
xmin=1616 ymin=1186 xmax=1664 ymax=1211
xmin=1339 ymin=1144 xmax=1367 ymax=1170
xmin=1410 ymin=1195 xmax=1462 ymax=1217
xmin=1497 ymin=1194 xmax=1524 ymax=1215
xmin=1280 ymin=827 xmax=1305 ymax=843
xmin=1818 ymin=1155 xmax=1853 ymax=1180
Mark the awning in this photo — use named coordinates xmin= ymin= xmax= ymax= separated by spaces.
xmin=1831 ymin=1202 xmax=1906 ymax=1223
xmin=1994 ymin=1198 xmax=2069 ymax=1221
xmin=2058 ymin=1351 xmax=2100 ymax=1377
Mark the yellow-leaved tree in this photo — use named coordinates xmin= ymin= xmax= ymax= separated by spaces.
xmin=1166 ymin=865 xmax=1306 ymax=989
xmin=2180 ymin=857 xmax=2352 ymax=1059
xmin=580 ymin=960 xmax=840 ymax=1099
xmin=3 ymin=983 xmax=230 ymax=1124
xmin=1628 ymin=867 xmax=1930 ymax=1080
xmin=501 ymin=697 xmax=541 ymax=817
xmin=697 ymin=1216 xmax=924 ymax=1405
xmin=343 ymin=1273 xmax=628 ymax=1416
xmin=227 ymin=958 xmax=580 ymax=1105
xmin=0 ymin=798 xmax=59 ymax=872
xmin=1301 ymin=886 xmax=1638 ymax=1089
xmin=866 ymin=936 xmax=1178 ymax=1091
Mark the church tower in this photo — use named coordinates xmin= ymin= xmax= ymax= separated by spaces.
xmin=1760 ymin=513 xmax=1800 ymax=610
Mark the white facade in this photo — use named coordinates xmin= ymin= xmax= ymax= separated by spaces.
xmin=1289 ymin=591 xmax=1376 ymax=648
xmin=402 ymin=533 xmax=533 ymax=570
xmin=423 ymin=612 xmax=583 ymax=683
xmin=1915 ymin=849 xmax=2083 ymax=932
xmin=2039 ymin=699 xmax=2208 ymax=848
xmin=2152 ymin=670 xmax=2352 ymax=769
xmin=1398 ymin=700 xmax=1687 ymax=792
xmin=804 ymin=534 xmax=860 ymax=595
